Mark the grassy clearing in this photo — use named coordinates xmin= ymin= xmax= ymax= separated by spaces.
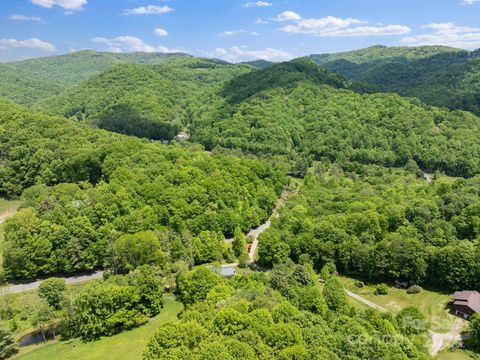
xmin=338 ymin=276 xmax=465 ymax=333
xmin=16 ymin=295 xmax=183 ymax=360
xmin=1 ymin=283 xmax=88 ymax=340
xmin=0 ymin=198 xmax=20 ymax=214
xmin=435 ymin=349 xmax=474 ymax=359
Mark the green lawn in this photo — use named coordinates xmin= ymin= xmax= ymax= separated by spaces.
xmin=15 ymin=295 xmax=182 ymax=360
xmin=339 ymin=276 xmax=465 ymax=333
xmin=0 ymin=198 xmax=20 ymax=214
xmin=435 ymin=350 xmax=475 ymax=360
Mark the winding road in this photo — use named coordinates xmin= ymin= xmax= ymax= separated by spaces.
xmin=246 ymin=187 xmax=292 ymax=262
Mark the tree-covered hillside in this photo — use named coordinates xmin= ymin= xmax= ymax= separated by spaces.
xmin=0 ymin=99 xmax=285 ymax=279
xmin=7 ymin=50 xmax=189 ymax=88
xmin=0 ymin=63 xmax=63 ymax=107
xmin=191 ymin=59 xmax=480 ymax=177
xmin=310 ymin=45 xmax=461 ymax=67
xmin=143 ymin=265 xmax=430 ymax=359
xmin=310 ymin=46 xmax=480 ymax=115
xmin=37 ymin=57 xmax=252 ymax=140
xmin=259 ymin=164 xmax=480 ymax=291
xmin=0 ymin=51 xmax=190 ymax=108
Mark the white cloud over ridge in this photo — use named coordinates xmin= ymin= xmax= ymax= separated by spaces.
xmin=92 ymin=36 xmax=179 ymax=53
xmin=123 ymin=5 xmax=174 ymax=16
xmin=31 ymin=0 xmax=87 ymax=11
xmin=277 ymin=12 xmax=410 ymax=37
xmin=402 ymin=22 xmax=480 ymax=49
xmin=210 ymin=46 xmax=293 ymax=62
xmin=0 ymin=38 xmax=56 ymax=51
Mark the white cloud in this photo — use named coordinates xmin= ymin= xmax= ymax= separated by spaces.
xmin=154 ymin=28 xmax=169 ymax=37
xmin=402 ymin=22 xmax=480 ymax=49
xmin=31 ymin=0 xmax=87 ymax=11
xmin=209 ymin=46 xmax=293 ymax=62
xmin=220 ymin=29 xmax=258 ymax=36
xmin=276 ymin=11 xmax=302 ymax=22
xmin=0 ymin=38 xmax=56 ymax=51
xmin=9 ymin=14 xmax=44 ymax=23
xmin=462 ymin=0 xmax=479 ymax=4
xmin=243 ymin=1 xmax=273 ymax=7
xmin=122 ymin=5 xmax=174 ymax=16
xmin=277 ymin=12 xmax=410 ymax=37
xmin=256 ymin=18 xmax=268 ymax=25
xmin=92 ymin=35 xmax=179 ymax=53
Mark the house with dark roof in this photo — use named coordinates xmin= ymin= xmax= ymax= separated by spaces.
xmin=451 ymin=291 xmax=480 ymax=319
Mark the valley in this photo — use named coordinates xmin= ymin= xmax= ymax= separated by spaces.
xmin=0 ymin=42 xmax=479 ymax=360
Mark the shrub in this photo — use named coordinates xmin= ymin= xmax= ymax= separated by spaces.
xmin=374 ymin=284 xmax=389 ymax=295
xmin=406 ymin=285 xmax=422 ymax=294
xmin=238 ymin=253 xmax=250 ymax=268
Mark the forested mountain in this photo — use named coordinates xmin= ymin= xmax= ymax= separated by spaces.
xmin=0 ymin=63 xmax=63 ymax=106
xmin=7 ymin=50 xmax=188 ymax=88
xmin=1 ymin=46 xmax=480 ymax=359
xmin=310 ymin=45 xmax=480 ymax=115
xmin=37 ymin=57 xmax=251 ymax=140
xmin=0 ymin=51 xmax=189 ymax=107
xmin=240 ymin=59 xmax=276 ymax=69
xmin=310 ymin=45 xmax=461 ymax=67
xmin=192 ymin=59 xmax=480 ymax=177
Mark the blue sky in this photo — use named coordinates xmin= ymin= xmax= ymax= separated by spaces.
xmin=1 ymin=0 xmax=479 ymax=62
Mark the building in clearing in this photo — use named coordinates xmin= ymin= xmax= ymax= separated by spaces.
xmin=451 ymin=291 xmax=480 ymax=319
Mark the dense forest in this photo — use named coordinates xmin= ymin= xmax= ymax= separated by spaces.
xmin=310 ymin=45 xmax=480 ymax=115
xmin=192 ymin=59 xmax=480 ymax=177
xmin=0 ymin=99 xmax=285 ymax=279
xmin=0 ymin=45 xmax=480 ymax=359
xmin=259 ymin=164 xmax=480 ymax=290
xmin=143 ymin=265 xmax=430 ymax=359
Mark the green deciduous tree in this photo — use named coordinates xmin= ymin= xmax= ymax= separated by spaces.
xmin=38 ymin=278 xmax=67 ymax=310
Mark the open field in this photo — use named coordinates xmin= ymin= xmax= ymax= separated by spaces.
xmin=435 ymin=350 xmax=475 ymax=359
xmin=1 ymin=283 xmax=88 ymax=340
xmin=15 ymin=295 xmax=182 ymax=360
xmin=339 ymin=276 xmax=466 ymax=333
xmin=0 ymin=198 xmax=20 ymax=214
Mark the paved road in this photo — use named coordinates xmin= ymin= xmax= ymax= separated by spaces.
xmin=247 ymin=220 xmax=270 ymax=262
xmin=0 ymin=271 xmax=104 ymax=295
xmin=246 ymin=188 xmax=292 ymax=262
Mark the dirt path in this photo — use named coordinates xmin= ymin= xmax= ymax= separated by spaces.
xmin=344 ymin=289 xmax=465 ymax=356
xmin=429 ymin=319 xmax=468 ymax=356
xmin=345 ymin=289 xmax=388 ymax=312
xmin=0 ymin=208 xmax=17 ymax=225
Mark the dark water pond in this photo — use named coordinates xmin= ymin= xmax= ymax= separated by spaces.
xmin=18 ymin=329 xmax=55 ymax=347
